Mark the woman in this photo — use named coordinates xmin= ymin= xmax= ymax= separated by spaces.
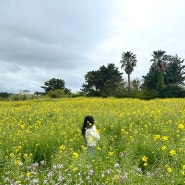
xmin=82 ymin=116 xmax=100 ymax=153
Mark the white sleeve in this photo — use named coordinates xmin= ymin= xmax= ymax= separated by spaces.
xmin=92 ymin=125 xmax=96 ymax=131
xmin=91 ymin=129 xmax=100 ymax=140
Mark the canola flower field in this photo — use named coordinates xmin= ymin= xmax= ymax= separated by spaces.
xmin=0 ymin=97 xmax=185 ymax=185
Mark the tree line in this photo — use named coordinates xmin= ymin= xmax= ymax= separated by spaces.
xmin=80 ymin=50 xmax=185 ymax=99
xmin=1 ymin=50 xmax=185 ymax=100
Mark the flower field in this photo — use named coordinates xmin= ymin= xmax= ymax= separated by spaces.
xmin=0 ymin=97 xmax=185 ymax=184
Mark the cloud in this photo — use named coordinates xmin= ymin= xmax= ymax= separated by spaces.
xmin=0 ymin=0 xmax=185 ymax=93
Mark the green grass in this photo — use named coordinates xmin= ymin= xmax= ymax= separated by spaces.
xmin=0 ymin=97 xmax=184 ymax=184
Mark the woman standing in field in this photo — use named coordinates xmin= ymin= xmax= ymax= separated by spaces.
xmin=82 ymin=116 xmax=100 ymax=153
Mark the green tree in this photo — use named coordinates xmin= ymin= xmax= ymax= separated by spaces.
xmin=41 ymin=78 xmax=71 ymax=95
xmin=142 ymin=66 xmax=157 ymax=90
xmin=164 ymin=55 xmax=185 ymax=85
xmin=150 ymin=50 xmax=169 ymax=93
xmin=131 ymin=78 xmax=142 ymax=90
xmin=120 ymin=51 xmax=137 ymax=90
xmin=142 ymin=52 xmax=185 ymax=98
xmin=0 ymin=92 xmax=10 ymax=99
xmin=81 ymin=63 xmax=124 ymax=97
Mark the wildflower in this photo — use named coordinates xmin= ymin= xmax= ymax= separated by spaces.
xmin=73 ymin=167 xmax=78 ymax=171
xmin=73 ymin=152 xmax=79 ymax=158
xmin=40 ymin=160 xmax=45 ymax=165
xmin=108 ymin=151 xmax=113 ymax=156
xmin=181 ymin=171 xmax=185 ymax=176
xmin=16 ymin=180 xmax=21 ymax=184
xmin=59 ymin=145 xmax=65 ymax=151
xmin=154 ymin=134 xmax=160 ymax=141
xmin=161 ymin=136 xmax=168 ymax=141
xmin=14 ymin=160 xmax=23 ymax=166
xmin=169 ymin=150 xmax=176 ymax=156
xmin=17 ymin=145 xmax=22 ymax=149
xmin=136 ymin=167 xmax=142 ymax=173
xmin=114 ymin=163 xmax=120 ymax=168
xmin=182 ymin=165 xmax=185 ymax=169
xmin=167 ymin=167 xmax=172 ymax=173
xmin=57 ymin=164 xmax=63 ymax=169
xmin=144 ymin=162 xmax=148 ymax=167
xmin=120 ymin=174 xmax=128 ymax=182
xmin=58 ymin=175 xmax=64 ymax=182
xmin=142 ymin=156 xmax=148 ymax=162
xmin=88 ymin=169 xmax=94 ymax=176
xmin=162 ymin=146 xmax=167 ymax=151
xmin=31 ymin=179 xmax=39 ymax=184
xmin=9 ymin=153 xmax=14 ymax=158
xmin=107 ymin=169 xmax=112 ymax=174
xmin=114 ymin=175 xmax=120 ymax=180
xmin=178 ymin=124 xmax=184 ymax=129
xmin=47 ymin=171 xmax=53 ymax=177
xmin=23 ymin=153 xmax=28 ymax=158
xmin=26 ymin=172 xmax=31 ymax=178
xmin=120 ymin=152 xmax=124 ymax=157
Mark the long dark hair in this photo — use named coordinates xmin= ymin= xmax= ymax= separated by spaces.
xmin=81 ymin=116 xmax=94 ymax=138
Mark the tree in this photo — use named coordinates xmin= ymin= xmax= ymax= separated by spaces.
xmin=150 ymin=50 xmax=169 ymax=72
xmin=41 ymin=78 xmax=71 ymax=95
xmin=120 ymin=51 xmax=137 ymax=90
xmin=142 ymin=52 xmax=185 ymax=98
xmin=142 ymin=65 xmax=158 ymax=91
xmin=81 ymin=63 xmax=124 ymax=97
xmin=164 ymin=55 xmax=185 ymax=85
xmin=131 ymin=78 xmax=142 ymax=90
xmin=0 ymin=92 xmax=9 ymax=99
xmin=150 ymin=50 xmax=169 ymax=93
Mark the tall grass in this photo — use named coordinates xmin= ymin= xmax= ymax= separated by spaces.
xmin=0 ymin=97 xmax=184 ymax=184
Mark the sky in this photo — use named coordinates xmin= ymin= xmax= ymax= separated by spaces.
xmin=0 ymin=0 xmax=185 ymax=93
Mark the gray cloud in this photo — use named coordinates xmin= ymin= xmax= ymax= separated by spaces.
xmin=0 ymin=0 xmax=185 ymax=93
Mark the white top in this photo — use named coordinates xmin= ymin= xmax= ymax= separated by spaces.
xmin=85 ymin=125 xmax=100 ymax=147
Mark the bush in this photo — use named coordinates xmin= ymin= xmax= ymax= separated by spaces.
xmin=9 ymin=94 xmax=35 ymax=101
xmin=161 ymin=84 xmax=185 ymax=98
xmin=47 ymin=89 xmax=66 ymax=98
xmin=0 ymin=92 xmax=10 ymax=100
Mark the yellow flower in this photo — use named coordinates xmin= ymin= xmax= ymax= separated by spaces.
xmin=114 ymin=175 xmax=120 ymax=180
xmin=59 ymin=145 xmax=65 ymax=151
xmin=161 ymin=136 xmax=168 ymax=141
xmin=182 ymin=165 xmax=185 ymax=169
xmin=178 ymin=124 xmax=184 ymax=129
xmin=23 ymin=154 xmax=28 ymax=158
xmin=142 ymin=156 xmax=148 ymax=162
xmin=17 ymin=146 xmax=22 ymax=149
xmin=9 ymin=153 xmax=14 ymax=158
xmin=26 ymin=172 xmax=31 ymax=177
xmin=72 ymin=152 xmax=79 ymax=158
xmin=14 ymin=160 xmax=22 ymax=165
xmin=108 ymin=152 xmax=113 ymax=156
xmin=169 ymin=150 xmax=176 ymax=156
xmin=154 ymin=134 xmax=160 ymax=141
xmin=144 ymin=162 xmax=148 ymax=166
xmin=167 ymin=167 xmax=172 ymax=173
xmin=16 ymin=180 xmax=21 ymax=184
xmin=162 ymin=146 xmax=167 ymax=151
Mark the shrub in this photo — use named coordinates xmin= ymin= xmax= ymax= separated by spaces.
xmin=47 ymin=89 xmax=66 ymax=98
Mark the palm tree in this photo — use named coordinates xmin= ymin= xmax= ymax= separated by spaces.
xmin=120 ymin=51 xmax=137 ymax=90
xmin=150 ymin=50 xmax=169 ymax=73
xmin=150 ymin=50 xmax=169 ymax=91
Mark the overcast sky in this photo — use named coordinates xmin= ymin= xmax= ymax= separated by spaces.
xmin=0 ymin=0 xmax=185 ymax=93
